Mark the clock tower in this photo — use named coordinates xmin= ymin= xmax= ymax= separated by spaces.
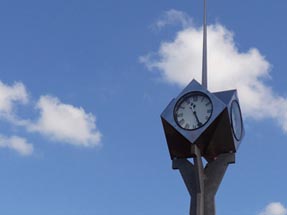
xmin=160 ymin=0 xmax=245 ymax=214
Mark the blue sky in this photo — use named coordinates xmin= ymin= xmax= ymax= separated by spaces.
xmin=0 ymin=0 xmax=286 ymax=214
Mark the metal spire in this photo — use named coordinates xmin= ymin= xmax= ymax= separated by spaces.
xmin=202 ymin=0 xmax=208 ymax=89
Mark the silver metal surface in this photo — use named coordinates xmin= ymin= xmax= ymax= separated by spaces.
xmin=161 ymin=79 xmax=227 ymax=159
xmin=202 ymin=0 xmax=208 ymax=89
xmin=173 ymin=145 xmax=235 ymax=215
xmin=173 ymin=145 xmax=204 ymax=215
xmin=161 ymin=80 xmax=245 ymax=160
xmin=212 ymin=90 xmax=245 ymax=151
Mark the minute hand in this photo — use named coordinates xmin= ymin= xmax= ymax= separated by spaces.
xmin=193 ymin=111 xmax=203 ymax=126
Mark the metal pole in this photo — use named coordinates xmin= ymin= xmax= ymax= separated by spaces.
xmin=173 ymin=145 xmax=204 ymax=215
xmin=203 ymin=153 xmax=235 ymax=215
xmin=173 ymin=145 xmax=235 ymax=215
xmin=202 ymin=0 xmax=208 ymax=89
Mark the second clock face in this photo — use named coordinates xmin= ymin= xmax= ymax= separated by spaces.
xmin=230 ymin=100 xmax=243 ymax=141
xmin=174 ymin=92 xmax=213 ymax=130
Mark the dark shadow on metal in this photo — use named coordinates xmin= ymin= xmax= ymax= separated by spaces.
xmin=172 ymin=145 xmax=235 ymax=215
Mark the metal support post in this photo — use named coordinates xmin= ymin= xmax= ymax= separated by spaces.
xmin=172 ymin=145 xmax=235 ymax=215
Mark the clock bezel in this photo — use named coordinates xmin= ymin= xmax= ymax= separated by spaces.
xmin=173 ymin=91 xmax=213 ymax=131
xmin=230 ymin=100 xmax=243 ymax=141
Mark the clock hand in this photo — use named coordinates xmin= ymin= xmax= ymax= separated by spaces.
xmin=190 ymin=103 xmax=203 ymax=126
xmin=193 ymin=111 xmax=202 ymax=126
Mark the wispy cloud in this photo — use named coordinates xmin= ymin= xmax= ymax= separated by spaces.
xmin=259 ymin=202 xmax=287 ymax=215
xmin=0 ymin=81 xmax=102 ymax=155
xmin=141 ymin=9 xmax=287 ymax=133
xmin=0 ymin=135 xmax=33 ymax=156
xmin=155 ymin=9 xmax=193 ymax=29
xmin=28 ymin=95 xmax=101 ymax=147
xmin=0 ymin=81 xmax=28 ymax=115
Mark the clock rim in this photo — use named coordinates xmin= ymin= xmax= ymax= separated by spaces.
xmin=230 ymin=100 xmax=243 ymax=141
xmin=173 ymin=91 xmax=213 ymax=131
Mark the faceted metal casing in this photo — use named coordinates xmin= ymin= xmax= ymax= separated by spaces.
xmin=161 ymin=79 xmax=226 ymax=159
xmin=205 ymin=89 xmax=245 ymax=160
xmin=161 ymin=79 xmax=245 ymax=160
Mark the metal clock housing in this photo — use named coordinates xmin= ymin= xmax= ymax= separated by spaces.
xmin=161 ymin=79 xmax=227 ymax=159
xmin=203 ymin=89 xmax=245 ymax=160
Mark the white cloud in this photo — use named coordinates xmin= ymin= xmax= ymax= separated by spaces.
xmin=0 ymin=81 xmax=102 ymax=153
xmin=259 ymin=202 xmax=287 ymax=215
xmin=0 ymin=81 xmax=28 ymax=115
xmin=141 ymin=9 xmax=287 ymax=133
xmin=0 ymin=135 xmax=33 ymax=156
xmin=155 ymin=9 xmax=192 ymax=29
xmin=28 ymin=95 xmax=102 ymax=147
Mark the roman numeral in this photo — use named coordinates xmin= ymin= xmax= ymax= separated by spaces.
xmin=179 ymin=119 xmax=185 ymax=126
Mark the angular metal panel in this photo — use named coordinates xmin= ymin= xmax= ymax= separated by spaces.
xmin=204 ymin=109 xmax=234 ymax=160
xmin=214 ymin=90 xmax=245 ymax=144
xmin=161 ymin=117 xmax=193 ymax=159
xmin=161 ymin=79 xmax=227 ymax=159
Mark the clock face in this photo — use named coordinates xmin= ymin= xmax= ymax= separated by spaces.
xmin=174 ymin=92 xmax=213 ymax=130
xmin=230 ymin=100 xmax=243 ymax=141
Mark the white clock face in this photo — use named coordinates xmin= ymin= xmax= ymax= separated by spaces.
xmin=231 ymin=100 xmax=243 ymax=140
xmin=174 ymin=92 xmax=213 ymax=130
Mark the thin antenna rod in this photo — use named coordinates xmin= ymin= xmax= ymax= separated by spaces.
xmin=202 ymin=0 xmax=208 ymax=89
